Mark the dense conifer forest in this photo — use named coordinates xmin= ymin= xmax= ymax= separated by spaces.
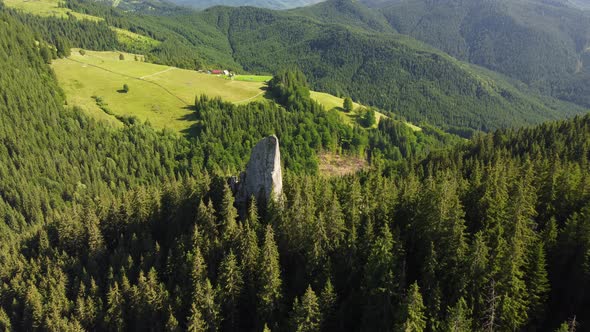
xmin=1 ymin=0 xmax=590 ymax=331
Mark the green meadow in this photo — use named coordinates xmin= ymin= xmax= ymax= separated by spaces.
xmin=310 ymin=91 xmax=420 ymax=131
xmin=52 ymin=49 xmax=267 ymax=132
xmin=4 ymin=0 xmax=101 ymax=20
xmin=232 ymin=75 xmax=273 ymax=82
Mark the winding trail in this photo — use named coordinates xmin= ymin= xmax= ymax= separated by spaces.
xmin=235 ymin=90 xmax=265 ymax=104
xmin=140 ymin=67 xmax=176 ymax=80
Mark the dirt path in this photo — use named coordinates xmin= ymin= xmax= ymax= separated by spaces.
xmin=235 ymin=90 xmax=265 ymax=103
xmin=140 ymin=67 xmax=176 ymax=80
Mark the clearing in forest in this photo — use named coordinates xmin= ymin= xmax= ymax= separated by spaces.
xmin=52 ymin=49 xmax=267 ymax=132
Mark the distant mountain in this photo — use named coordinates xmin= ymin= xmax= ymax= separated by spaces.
xmin=198 ymin=1 xmax=586 ymax=133
xmin=360 ymin=0 xmax=590 ymax=107
xmin=293 ymin=0 xmax=393 ymax=33
xmin=170 ymin=0 xmax=325 ymax=10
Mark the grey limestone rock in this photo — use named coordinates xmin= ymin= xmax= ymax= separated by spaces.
xmin=236 ymin=135 xmax=283 ymax=203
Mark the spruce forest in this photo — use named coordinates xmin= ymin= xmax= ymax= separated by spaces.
xmin=1 ymin=0 xmax=590 ymax=331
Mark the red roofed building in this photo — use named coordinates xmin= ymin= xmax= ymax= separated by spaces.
xmin=211 ymin=70 xmax=223 ymax=75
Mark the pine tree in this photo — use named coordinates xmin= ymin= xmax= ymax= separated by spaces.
xmin=246 ymin=197 xmax=260 ymax=232
xmin=497 ymin=170 xmax=537 ymax=331
xmin=218 ymin=251 xmax=243 ymax=331
xmin=466 ymin=232 xmax=490 ymax=326
xmin=194 ymin=279 xmax=220 ymax=332
xmin=196 ymin=199 xmax=218 ymax=242
xmin=319 ymin=279 xmax=336 ymax=331
xmin=483 ymin=280 xmax=499 ymax=332
xmin=220 ymin=183 xmax=239 ymax=247
xmin=258 ymin=225 xmax=282 ymax=325
xmin=401 ymin=282 xmax=427 ymax=332
xmin=325 ymin=193 xmax=345 ymax=251
xmin=343 ymin=97 xmax=353 ymax=112
xmin=291 ymin=286 xmax=321 ymax=332
xmin=361 ymin=225 xmax=400 ymax=331
xmin=40 ymin=46 xmax=52 ymax=64
xmin=554 ymin=319 xmax=578 ymax=332
xmin=237 ymin=223 xmax=259 ymax=329
xmin=187 ymin=302 xmax=206 ymax=332
xmin=525 ymin=240 xmax=549 ymax=326
xmin=0 ymin=307 xmax=11 ymax=331
xmin=555 ymin=322 xmax=570 ymax=332
xmin=543 ymin=217 xmax=558 ymax=253
xmin=420 ymin=242 xmax=441 ymax=330
xmin=444 ymin=297 xmax=472 ymax=332
xmin=85 ymin=207 xmax=105 ymax=269
xmin=165 ymin=306 xmax=180 ymax=332
xmin=188 ymin=244 xmax=219 ymax=331
xmin=239 ymin=224 xmax=260 ymax=286
xmin=23 ymin=284 xmax=44 ymax=330
xmin=191 ymin=246 xmax=207 ymax=296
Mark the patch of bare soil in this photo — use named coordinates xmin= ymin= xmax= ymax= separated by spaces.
xmin=318 ymin=152 xmax=367 ymax=177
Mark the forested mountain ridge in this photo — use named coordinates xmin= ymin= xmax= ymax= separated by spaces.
xmin=292 ymin=0 xmax=393 ymax=33
xmin=360 ymin=0 xmax=590 ymax=108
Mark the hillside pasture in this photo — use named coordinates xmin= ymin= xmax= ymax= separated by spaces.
xmin=52 ymin=49 xmax=267 ymax=132
xmin=4 ymin=0 xmax=102 ymax=20
xmin=232 ymin=75 xmax=273 ymax=82
xmin=310 ymin=91 xmax=420 ymax=131
xmin=112 ymin=28 xmax=160 ymax=51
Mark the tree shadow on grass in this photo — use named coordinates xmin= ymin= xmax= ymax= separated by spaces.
xmin=178 ymin=105 xmax=201 ymax=137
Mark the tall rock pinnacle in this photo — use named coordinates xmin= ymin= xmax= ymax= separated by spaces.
xmin=236 ymin=135 xmax=283 ymax=203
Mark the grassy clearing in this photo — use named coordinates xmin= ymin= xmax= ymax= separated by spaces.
xmin=233 ymin=75 xmax=273 ymax=82
xmin=52 ymin=49 xmax=267 ymax=132
xmin=310 ymin=91 xmax=374 ymax=126
xmin=112 ymin=28 xmax=160 ymax=50
xmin=4 ymin=0 xmax=102 ymax=21
xmin=310 ymin=91 xmax=420 ymax=131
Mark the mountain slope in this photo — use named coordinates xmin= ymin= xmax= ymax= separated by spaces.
xmin=292 ymin=0 xmax=393 ymax=33
xmin=360 ymin=0 xmax=590 ymax=107
xmin=170 ymin=0 xmax=325 ymax=10
xmin=203 ymin=2 xmax=586 ymax=134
